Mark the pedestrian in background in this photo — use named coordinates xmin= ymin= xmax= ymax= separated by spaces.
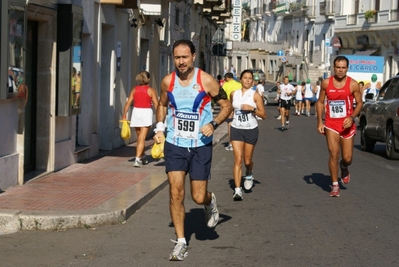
xmin=275 ymin=81 xmax=282 ymax=119
xmin=294 ymin=80 xmax=303 ymax=116
xmin=230 ymin=70 xmax=266 ymax=200
xmin=287 ymin=69 xmax=293 ymax=82
xmin=122 ymin=71 xmax=159 ymax=167
xmin=153 ymin=40 xmax=232 ymax=261
xmin=316 ymin=56 xmax=363 ymax=197
xmin=223 ymin=72 xmax=242 ymax=151
xmin=358 ymin=81 xmax=365 ymax=103
xmin=278 ymin=76 xmax=295 ymax=131
xmin=303 ymin=78 xmax=314 ymax=116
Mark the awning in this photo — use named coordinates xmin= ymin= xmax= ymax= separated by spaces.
xmin=354 ymin=49 xmax=378 ymax=56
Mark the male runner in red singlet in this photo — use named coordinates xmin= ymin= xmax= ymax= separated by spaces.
xmin=316 ymin=56 xmax=363 ymax=197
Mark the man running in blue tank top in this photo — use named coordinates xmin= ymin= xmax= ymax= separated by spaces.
xmin=153 ymin=40 xmax=232 ymax=261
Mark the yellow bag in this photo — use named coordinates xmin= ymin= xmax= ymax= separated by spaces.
xmin=151 ymin=138 xmax=165 ymax=159
xmin=120 ymin=120 xmax=131 ymax=141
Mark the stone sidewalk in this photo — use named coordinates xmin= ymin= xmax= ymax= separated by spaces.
xmin=0 ymin=123 xmax=227 ymax=235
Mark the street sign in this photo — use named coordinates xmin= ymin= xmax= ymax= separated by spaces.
xmin=325 ymin=38 xmax=330 ymax=46
xmin=277 ymin=50 xmax=284 ymax=56
xmin=281 ymin=56 xmax=287 ymax=63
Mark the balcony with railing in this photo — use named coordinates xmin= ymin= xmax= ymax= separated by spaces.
xmin=335 ymin=9 xmax=399 ymax=31
xmin=251 ymin=6 xmax=264 ymax=19
xmin=319 ymin=0 xmax=335 ymax=19
xmin=232 ymin=40 xmax=286 ymax=54
xmin=274 ymin=0 xmax=306 ymax=17
xmin=306 ymin=5 xmax=316 ymax=21
xmin=389 ymin=9 xmax=399 ymax=21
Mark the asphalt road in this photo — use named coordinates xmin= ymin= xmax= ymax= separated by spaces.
xmin=1 ymin=104 xmax=399 ymax=267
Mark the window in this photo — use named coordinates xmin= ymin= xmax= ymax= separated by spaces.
xmin=7 ymin=4 xmax=26 ymax=99
xmin=56 ymin=4 xmax=83 ymax=116
xmin=175 ymin=9 xmax=180 ymax=27
xmin=375 ymin=0 xmax=380 ymax=11
xmin=382 ymin=78 xmax=398 ymax=100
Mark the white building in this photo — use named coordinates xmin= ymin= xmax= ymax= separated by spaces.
xmin=0 ymin=0 xmax=226 ymax=190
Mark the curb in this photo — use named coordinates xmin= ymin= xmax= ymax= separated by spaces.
xmin=0 ymin=127 xmax=228 ymax=235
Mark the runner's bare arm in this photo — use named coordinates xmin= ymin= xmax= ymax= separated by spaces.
xmin=202 ymin=72 xmax=232 ymax=125
xmin=316 ymin=79 xmax=328 ymax=134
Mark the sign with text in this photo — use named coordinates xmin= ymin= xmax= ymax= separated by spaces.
xmin=343 ymin=55 xmax=384 ymax=85
xmin=231 ymin=0 xmax=241 ymax=42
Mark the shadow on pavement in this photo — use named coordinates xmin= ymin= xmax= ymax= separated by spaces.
xmin=168 ymin=208 xmax=232 ymax=244
xmin=228 ymin=178 xmax=261 ymax=191
xmin=303 ymin=173 xmax=348 ymax=193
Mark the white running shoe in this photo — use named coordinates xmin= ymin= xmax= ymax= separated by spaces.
xmin=169 ymin=240 xmax=188 ymax=261
xmin=243 ymin=174 xmax=254 ymax=190
xmin=276 ymin=115 xmax=281 ymax=120
xmin=204 ymin=192 xmax=219 ymax=228
xmin=225 ymin=144 xmax=233 ymax=151
xmin=134 ymin=159 xmax=143 ymax=168
xmin=233 ymin=187 xmax=243 ymax=200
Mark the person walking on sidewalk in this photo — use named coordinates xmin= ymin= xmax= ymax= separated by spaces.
xmin=122 ymin=71 xmax=159 ymax=167
xmin=223 ymin=72 xmax=242 ymax=151
xmin=316 ymin=55 xmax=363 ymax=197
xmin=153 ymin=40 xmax=232 ymax=261
xmin=278 ymin=76 xmax=295 ymax=131
xmin=230 ymin=70 xmax=266 ymax=200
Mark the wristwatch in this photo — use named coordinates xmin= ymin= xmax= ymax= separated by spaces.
xmin=210 ymin=120 xmax=219 ymax=130
xmin=350 ymin=116 xmax=356 ymax=122
xmin=253 ymin=107 xmax=257 ymax=113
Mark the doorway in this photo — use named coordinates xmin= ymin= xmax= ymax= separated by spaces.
xmin=23 ymin=20 xmax=38 ymax=180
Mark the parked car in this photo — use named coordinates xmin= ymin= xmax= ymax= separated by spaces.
xmin=359 ymin=75 xmax=399 ymax=159
xmin=248 ymin=69 xmax=266 ymax=82
xmin=264 ymin=82 xmax=297 ymax=105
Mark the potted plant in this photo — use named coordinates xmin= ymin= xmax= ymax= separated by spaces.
xmin=365 ymin=10 xmax=376 ymax=19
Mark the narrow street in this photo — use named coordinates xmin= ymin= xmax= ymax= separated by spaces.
xmin=1 ymin=104 xmax=398 ymax=267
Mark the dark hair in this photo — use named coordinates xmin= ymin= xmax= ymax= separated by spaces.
xmin=217 ymin=74 xmax=222 ymax=80
xmin=224 ymin=72 xmax=234 ymax=79
xmin=334 ymin=56 xmax=349 ymax=67
xmin=316 ymin=81 xmax=320 ymax=85
xmin=240 ymin=69 xmax=254 ymax=80
xmin=359 ymin=81 xmax=364 ymax=85
xmin=302 ymin=81 xmax=306 ymax=86
xmin=173 ymin=40 xmax=196 ymax=55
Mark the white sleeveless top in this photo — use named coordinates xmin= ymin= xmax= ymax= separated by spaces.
xmin=304 ymin=84 xmax=313 ymax=98
xmin=231 ymin=89 xmax=258 ymax=129
xmin=295 ymin=85 xmax=303 ymax=100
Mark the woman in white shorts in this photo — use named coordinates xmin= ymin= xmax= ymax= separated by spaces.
xmin=122 ymin=71 xmax=159 ymax=167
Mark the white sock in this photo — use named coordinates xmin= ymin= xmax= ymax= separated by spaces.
xmin=136 ymin=157 xmax=141 ymax=161
xmin=333 ymin=182 xmax=339 ymax=186
xmin=177 ymin=238 xmax=187 ymax=244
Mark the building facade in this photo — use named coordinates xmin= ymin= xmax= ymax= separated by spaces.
xmin=0 ymin=0 xmax=225 ymax=190
xmin=334 ymin=0 xmax=399 ymax=82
